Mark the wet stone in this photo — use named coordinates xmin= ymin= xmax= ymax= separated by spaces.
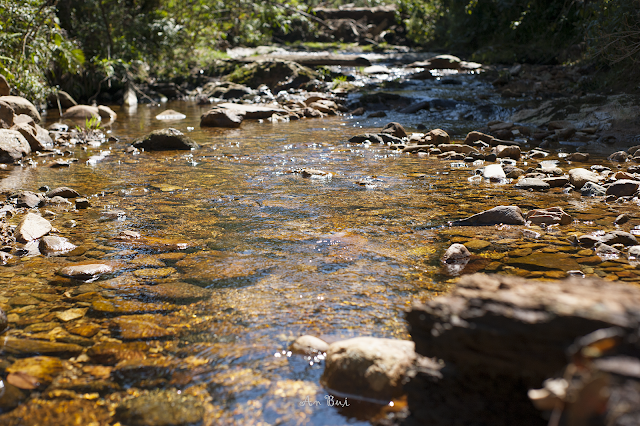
xmin=7 ymin=356 xmax=63 ymax=386
xmin=581 ymin=181 xmax=607 ymax=197
xmin=128 ymin=255 xmax=166 ymax=267
xmin=0 ymin=399 xmax=111 ymax=425
xmin=133 ymin=267 xmax=176 ymax=280
xmin=15 ymin=213 xmax=51 ymax=242
xmin=15 ymin=191 xmax=42 ymax=208
xmin=92 ymin=298 xmax=175 ymax=314
xmin=506 ymin=253 xmax=580 ymax=271
xmin=514 ymin=178 xmax=550 ymax=191
xmin=115 ymin=389 xmax=205 ymax=426
xmin=47 ymin=187 xmax=80 ymax=199
xmin=110 ymin=314 xmax=178 ymax=340
xmin=464 ymin=239 xmax=491 ymax=251
xmin=59 ymin=263 xmax=112 ymax=280
xmin=87 ymin=341 xmax=153 ymax=365
xmin=1 ymin=337 xmax=83 ymax=356
xmin=40 ymin=236 xmax=77 ymax=256
xmin=65 ymin=322 xmax=101 ymax=338
xmin=55 ymin=307 xmax=88 ymax=322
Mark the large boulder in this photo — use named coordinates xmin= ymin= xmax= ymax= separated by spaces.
xmin=0 ymin=100 xmax=15 ymax=128
xmin=405 ymin=273 xmax=640 ymax=426
xmin=0 ymin=96 xmax=40 ymax=123
xmin=200 ymin=109 xmax=244 ymax=128
xmin=132 ymin=128 xmax=199 ymax=151
xmin=321 ymin=336 xmax=415 ymax=400
xmin=0 ymin=75 xmax=10 ymax=96
xmin=12 ymin=122 xmax=52 ymax=151
xmin=0 ymin=129 xmax=31 ymax=163
xmin=225 ymin=60 xmax=318 ymax=92
xmin=47 ymin=90 xmax=77 ymax=109
xmin=61 ymin=105 xmax=100 ymax=121
xmin=568 ymin=168 xmax=601 ymax=189
xmin=451 ymin=205 xmax=525 ymax=226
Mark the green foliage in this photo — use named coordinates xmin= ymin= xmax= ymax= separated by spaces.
xmin=331 ymin=75 xmax=347 ymax=89
xmin=0 ymin=0 xmax=84 ymax=102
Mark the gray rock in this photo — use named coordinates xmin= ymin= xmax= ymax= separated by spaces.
xmin=11 ymin=122 xmax=51 ymax=151
xmin=47 ymin=187 xmax=80 ymax=199
xmin=132 ymin=128 xmax=199 ymax=151
xmin=40 ymin=236 xmax=77 ymax=256
xmin=200 ymin=109 xmax=243 ymax=128
xmin=0 ymin=129 xmax=31 ymax=163
xmin=290 ymin=335 xmax=329 ymax=355
xmin=569 ymin=168 xmax=601 ymax=189
xmin=600 ymin=231 xmax=638 ymax=246
xmin=606 ymin=179 xmax=640 ymax=197
xmin=15 ymin=213 xmax=52 ymax=242
xmin=595 ymin=242 xmax=621 ymax=258
xmin=0 ymin=96 xmax=40 ymax=122
xmin=628 ymin=245 xmax=640 ymax=259
xmin=581 ymin=181 xmax=607 ymax=196
xmin=321 ymin=336 xmax=415 ymax=400
xmin=59 ymin=263 xmax=112 ymax=280
xmin=441 ymin=243 xmax=471 ymax=263
xmin=15 ymin=191 xmax=43 ymax=208
xmin=526 ymin=207 xmax=572 ymax=225
xmin=115 ymin=389 xmax=205 ymax=426
xmin=97 ymin=105 xmax=117 ymax=123
xmin=452 ymin=205 xmax=525 ymax=226
xmin=608 ymin=151 xmax=629 ymax=162
xmin=514 ymin=178 xmax=550 ymax=191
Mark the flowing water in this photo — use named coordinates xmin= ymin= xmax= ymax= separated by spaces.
xmin=0 ymin=76 xmax=639 ymax=425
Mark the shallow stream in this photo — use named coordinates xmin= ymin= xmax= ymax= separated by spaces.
xmin=1 ymin=70 xmax=639 ymax=425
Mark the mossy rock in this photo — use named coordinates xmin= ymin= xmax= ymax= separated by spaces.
xmin=225 ymin=60 xmax=318 ymax=92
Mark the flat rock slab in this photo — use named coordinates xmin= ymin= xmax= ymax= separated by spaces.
xmin=15 ymin=213 xmax=51 ymax=242
xmin=115 ymin=389 xmax=205 ymax=426
xmin=1 ymin=337 xmax=83 ymax=356
xmin=59 ymin=263 xmax=112 ymax=280
xmin=506 ymin=252 xmax=580 ymax=271
xmin=92 ymin=299 xmax=175 ymax=314
xmin=452 ymin=205 xmax=525 ymax=226
xmin=215 ymin=103 xmax=286 ymax=119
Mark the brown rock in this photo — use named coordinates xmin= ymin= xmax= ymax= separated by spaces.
xmin=110 ymin=315 xmax=177 ymax=340
xmin=139 ymin=282 xmax=211 ymax=303
xmin=0 ymin=100 xmax=15 ymax=128
xmin=380 ymin=122 xmax=407 ymax=138
xmin=321 ymin=336 xmax=415 ymax=400
xmin=0 ymin=129 xmax=31 ymax=163
xmin=0 ymin=74 xmax=9 ymax=96
xmin=200 ymin=108 xmax=243 ymax=128
xmin=452 ymin=205 xmax=525 ymax=226
xmin=47 ymin=186 xmax=80 ymax=198
xmin=1 ymin=337 xmax=83 ymax=356
xmin=526 ymin=207 xmax=572 ymax=225
xmin=0 ymin=96 xmax=40 ymax=122
xmin=61 ymin=105 xmax=100 ymax=120
xmin=7 ymin=356 xmax=63 ymax=385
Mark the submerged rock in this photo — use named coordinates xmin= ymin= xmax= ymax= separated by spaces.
xmin=58 ymin=263 xmax=112 ymax=280
xmin=132 ymin=128 xmax=199 ymax=151
xmin=40 ymin=235 xmax=77 ymax=256
xmin=322 ymin=337 xmax=415 ymax=400
xmin=452 ymin=205 xmax=525 ymax=226
xmin=115 ymin=389 xmax=205 ymax=426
